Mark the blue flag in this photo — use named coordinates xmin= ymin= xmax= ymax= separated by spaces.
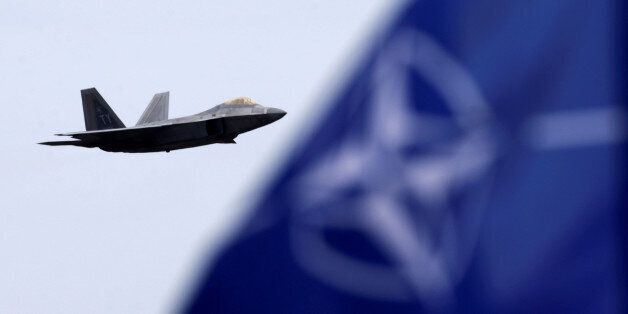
xmin=185 ymin=1 xmax=626 ymax=313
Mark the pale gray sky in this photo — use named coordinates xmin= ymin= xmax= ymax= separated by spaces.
xmin=0 ymin=1 xmax=398 ymax=313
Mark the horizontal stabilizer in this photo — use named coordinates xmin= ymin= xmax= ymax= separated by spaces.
xmin=39 ymin=140 xmax=95 ymax=147
xmin=137 ymin=92 xmax=169 ymax=125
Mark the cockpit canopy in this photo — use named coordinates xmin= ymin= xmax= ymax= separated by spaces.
xmin=223 ymin=97 xmax=258 ymax=106
xmin=201 ymin=97 xmax=266 ymax=117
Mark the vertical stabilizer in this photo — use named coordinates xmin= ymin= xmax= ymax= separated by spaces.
xmin=81 ymin=88 xmax=125 ymax=131
xmin=136 ymin=92 xmax=169 ymax=125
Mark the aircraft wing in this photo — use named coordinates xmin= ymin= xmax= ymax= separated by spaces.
xmin=54 ymin=118 xmax=217 ymax=142
xmin=56 ymin=124 xmax=169 ymax=142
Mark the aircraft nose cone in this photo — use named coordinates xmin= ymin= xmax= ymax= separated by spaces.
xmin=266 ymin=107 xmax=287 ymax=121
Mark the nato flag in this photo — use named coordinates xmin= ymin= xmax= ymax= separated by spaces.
xmin=185 ymin=1 xmax=626 ymax=313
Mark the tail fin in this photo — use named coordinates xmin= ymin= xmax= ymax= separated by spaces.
xmin=81 ymin=88 xmax=125 ymax=131
xmin=136 ymin=92 xmax=169 ymax=125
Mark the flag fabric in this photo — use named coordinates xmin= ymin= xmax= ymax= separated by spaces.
xmin=185 ymin=1 xmax=626 ymax=313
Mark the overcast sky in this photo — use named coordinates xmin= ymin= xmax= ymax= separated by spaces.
xmin=0 ymin=1 xmax=399 ymax=313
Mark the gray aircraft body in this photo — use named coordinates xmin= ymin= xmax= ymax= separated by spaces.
xmin=40 ymin=88 xmax=286 ymax=153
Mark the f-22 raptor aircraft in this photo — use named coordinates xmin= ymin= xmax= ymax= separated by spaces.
xmin=40 ymin=88 xmax=286 ymax=153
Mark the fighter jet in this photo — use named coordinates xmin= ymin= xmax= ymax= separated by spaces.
xmin=40 ymin=88 xmax=286 ymax=153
